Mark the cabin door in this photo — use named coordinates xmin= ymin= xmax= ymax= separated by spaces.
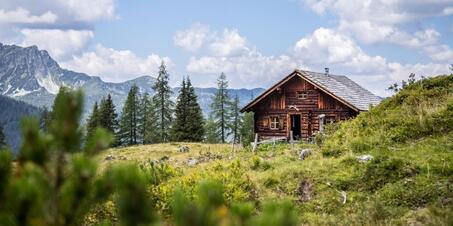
xmin=290 ymin=114 xmax=301 ymax=140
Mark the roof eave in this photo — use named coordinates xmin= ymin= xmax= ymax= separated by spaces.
xmin=240 ymin=69 xmax=363 ymax=113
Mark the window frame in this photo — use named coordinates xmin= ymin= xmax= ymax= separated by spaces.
xmin=326 ymin=116 xmax=336 ymax=124
xmin=297 ymin=91 xmax=308 ymax=99
xmin=270 ymin=116 xmax=280 ymax=130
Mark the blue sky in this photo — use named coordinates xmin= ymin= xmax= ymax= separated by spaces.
xmin=1 ymin=0 xmax=452 ymax=96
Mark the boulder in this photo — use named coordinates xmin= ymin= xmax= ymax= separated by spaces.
xmin=299 ymin=149 xmax=312 ymax=160
xmin=356 ymin=155 xmax=374 ymax=163
xmin=187 ymin=158 xmax=198 ymax=166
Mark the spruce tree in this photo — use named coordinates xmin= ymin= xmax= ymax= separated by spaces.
xmin=171 ymin=77 xmax=205 ymax=142
xmin=139 ymin=93 xmax=157 ymax=144
xmin=171 ymin=78 xmax=188 ymax=141
xmin=86 ymin=101 xmax=100 ymax=139
xmin=0 ymin=124 xmax=6 ymax=149
xmin=230 ymin=94 xmax=241 ymax=144
xmin=119 ymin=85 xmax=139 ymax=145
xmin=99 ymin=94 xmax=119 ymax=146
xmin=185 ymin=77 xmax=205 ymax=141
xmin=39 ymin=106 xmax=52 ymax=131
xmin=210 ymin=72 xmax=232 ymax=143
xmin=152 ymin=62 xmax=174 ymax=142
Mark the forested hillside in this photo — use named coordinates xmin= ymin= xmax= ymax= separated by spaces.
xmin=0 ymin=95 xmax=41 ymax=152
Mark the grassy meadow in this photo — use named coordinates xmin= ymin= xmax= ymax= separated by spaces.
xmin=87 ymin=75 xmax=452 ymax=225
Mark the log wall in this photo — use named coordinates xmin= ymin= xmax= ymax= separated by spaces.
xmin=251 ymin=76 xmax=357 ymax=139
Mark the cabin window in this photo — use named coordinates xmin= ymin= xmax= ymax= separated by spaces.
xmin=270 ymin=116 xmax=280 ymax=130
xmin=326 ymin=116 xmax=336 ymax=124
xmin=297 ymin=91 xmax=308 ymax=99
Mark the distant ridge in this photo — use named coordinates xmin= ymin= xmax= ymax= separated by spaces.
xmin=0 ymin=43 xmax=264 ymax=117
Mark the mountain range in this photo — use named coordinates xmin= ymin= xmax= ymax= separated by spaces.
xmin=0 ymin=43 xmax=264 ymax=118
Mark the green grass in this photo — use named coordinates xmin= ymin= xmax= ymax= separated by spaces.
xmin=90 ymin=75 xmax=453 ymax=225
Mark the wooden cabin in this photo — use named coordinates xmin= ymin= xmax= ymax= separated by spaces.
xmin=240 ymin=69 xmax=381 ymax=140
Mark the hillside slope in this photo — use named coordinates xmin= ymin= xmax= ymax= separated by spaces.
xmin=0 ymin=95 xmax=41 ymax=152
xmin=92 ymin=75 xmax=452 ymax=225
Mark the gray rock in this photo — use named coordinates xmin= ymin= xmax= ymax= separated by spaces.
xmin=187 ymin=158 xmax=198 ymax=166
xmin=160 ymin=156 xmax=170 ymax=161
xmin=296 ymin=179 xmax=313 ymax=202
xmin=105 ymin=155 xmax=115 ymax=161
xmin=178 ymin=145 xmax=190 ymax=153
xmin=299 ymin=149 xmax=312 ymax=160
xmin=356 ymin=155 xmax=373 ymax=163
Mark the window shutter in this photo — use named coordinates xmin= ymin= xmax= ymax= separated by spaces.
xmin=279 ymin=117 xmax=284 ymax=129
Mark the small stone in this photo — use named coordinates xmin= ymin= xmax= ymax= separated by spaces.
xmin=356 ymin=155 xmax=373 ymax=163
xmin=105 ymin=155 xmax=115 ymax=161
xmin=187 ymin=158 xmax=198 ymax=166
xmin=296 ymin=179 xmax=313 ymax=202
xmin=178 ymin=145 xmax=190 ymax=152
xmin=160 ymin=156 xmax=169 ymax=161
xmin=299 ymin=149 xmax=312 ymax=160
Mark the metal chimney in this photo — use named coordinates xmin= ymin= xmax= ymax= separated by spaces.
xmin=325 ymin=67 xmax=329 ymax=76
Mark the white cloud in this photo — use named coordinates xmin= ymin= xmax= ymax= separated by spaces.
xmin=20 ymin=29 xmax=94 ymax=60
xmin=56 ymin=0 xmax=116 ymax=21
xmin=304 ymin=0 xmax=453 ymax=25
xmin=303 ymin=0 xmax=453 ymax=63
xmin=187 ymin=52 xmax=298 ymax=87
xmin=443 ymin=6 xmax=453 ymax=15
xmin=209 ymin=29 xmax=248 ymax=57
xmin=0 ymin=0 xmax=118 ymax=63
xmin=174 ymin=23 xmax=209 ymax=52
xmin=0 ymin=8 xmax=57 ymax=24
xmin=62 ymin=44 xmax=171 ymax=82
xmin=1 ymin=0 xmax=116 ymax=23
xmin=423 ymin=44 xmax=453 ymax=62
xmin=388 ymin=62 xmax=450 ymax=81
xmin=177 ymin=25 xmax=298 ymax=88
xmin=293 ymin=28 xmax=387 ymax=73
xmin=180 ymin=24 xmax=451 ymax=94
xmin=291 ymin=27 xmax=451 ymax=96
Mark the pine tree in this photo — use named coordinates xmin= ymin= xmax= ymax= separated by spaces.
xmin=99 ymin=94 xmax=119 ymax=146
xmin=86 ymin=101 xmax=100 ymax=139
xmin=210 ymin=72 xmax=232 ymax=143
xmin=230 ymin=94 xmax=241 ymax=144
xmin=171 ymin=78 xmax=188 ymax=141
xmin=119 ymin=85 xmax=139 ymax=145
xmin=139 ymin=93 xmax=157 ymax=144
xmin=152 ymin=62 xmax=174 ymax=142
xmin=185 ymin=77 xmax=205 ymax=141
xmin=0 ymin=124 xmax=6 ymax=149
xmin=39 ymin=106 xmax=52 ymax=131
xmin=99 ymin=94 xmax=119 ymax=133
xmin=171 ymin=77 xmax=205 ymax=142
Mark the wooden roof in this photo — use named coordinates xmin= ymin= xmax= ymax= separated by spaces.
xmin=240 ymin=69 xmax=381 ymax=112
